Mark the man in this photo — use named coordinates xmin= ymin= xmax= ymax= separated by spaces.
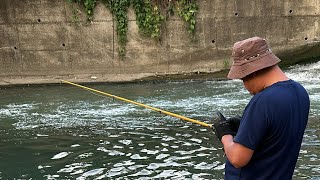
xmin=213 ymin=37 xmax=310 ymax=179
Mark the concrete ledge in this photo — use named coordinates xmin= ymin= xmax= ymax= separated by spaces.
xmin=0 ymin=70 xmax=230 ymax=87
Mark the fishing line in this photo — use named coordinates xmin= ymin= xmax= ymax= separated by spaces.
xmin=61 ymin=80 xmax=213 ymax=128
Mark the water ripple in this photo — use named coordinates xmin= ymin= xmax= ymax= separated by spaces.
xmin=0 ymin=62 xmax=319 ymax=179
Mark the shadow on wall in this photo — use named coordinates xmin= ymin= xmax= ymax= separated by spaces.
xmin=277 ymin=42 xmax=320 ymax=67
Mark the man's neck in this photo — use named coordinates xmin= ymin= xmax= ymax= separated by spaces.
xmin=262 ymin=66 xmax=289 ymax=89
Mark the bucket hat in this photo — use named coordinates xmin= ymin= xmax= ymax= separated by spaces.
xmin=227 ymin=37 xmax=281 ymax=79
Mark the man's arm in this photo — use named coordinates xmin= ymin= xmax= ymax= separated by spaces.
xmin=222 ymin=135 xmax=254 ymax=168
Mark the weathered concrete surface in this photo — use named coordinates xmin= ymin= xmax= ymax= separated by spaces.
xmin=0 ymin=0 xmax=319 ymax=85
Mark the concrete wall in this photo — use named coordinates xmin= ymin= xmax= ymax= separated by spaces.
xmin=0 ymin=0 xmax=319 ymax=85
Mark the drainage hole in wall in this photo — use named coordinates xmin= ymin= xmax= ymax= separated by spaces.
xmin=289 ymin=10 xmax=293 ymax=14
xmin=212 ymin=40 xmax=215 ymax=43
xmin=14 ymin=47 xmax=17 ymax=49
xmin=235 ymin=12 xmax=238 ymax=16
xmin=304 ymin=37 xmax=308 ymax=40
xmin=62 ymin=43 xmax=66 ymax=47
xmin=38 ymin=19 xmax=41 ymax=22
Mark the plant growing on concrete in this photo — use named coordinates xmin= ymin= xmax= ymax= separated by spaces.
xmin=175 ymin=0 xmax=198 ymax=34
xmin=131 ymin=0 xmax=164 ymax=39
xmin=223 ymin=59 xmax=230 ymax=69
xmin=103 ymin=0 xmax=130 ymax=58
xmin=67 ymin=0 xmax=199 ymax=58
xmin=68 ymin=0 xmax=97 ymax=21
xmin=71 ymin=8 xmax=80 ymax=23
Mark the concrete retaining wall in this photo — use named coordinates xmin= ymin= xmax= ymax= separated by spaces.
xmin=0 ymin=0 xmax=319 ymax=85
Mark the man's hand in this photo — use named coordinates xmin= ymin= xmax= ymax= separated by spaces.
xmin=227 ymin=115 xmax=241 ymax=133
xmin=213 ymin=112 xmax=237 ymax=141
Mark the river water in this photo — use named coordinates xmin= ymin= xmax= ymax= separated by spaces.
xmin=0 ymin=62 xmax=319 ymax=180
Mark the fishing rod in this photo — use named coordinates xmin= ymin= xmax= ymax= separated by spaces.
xmin=61 ymin=80 xmax=212 ymax=128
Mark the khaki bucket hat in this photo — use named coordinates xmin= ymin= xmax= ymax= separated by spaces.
xmin=227 ymin=37 xmax=281 ymax=79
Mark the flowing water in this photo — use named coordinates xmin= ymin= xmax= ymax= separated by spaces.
xmin=0 ymin=62 xmax=319 ymax=180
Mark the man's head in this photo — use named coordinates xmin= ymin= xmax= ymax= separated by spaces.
xmin=227 ymin=37 xmax=281 ymax=80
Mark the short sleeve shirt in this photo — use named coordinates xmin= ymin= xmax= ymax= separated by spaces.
xmin=225 ymin=80 xmax=310 ymax=180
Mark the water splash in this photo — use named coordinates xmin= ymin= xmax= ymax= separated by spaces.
xmin=51 ymin=152 xmax=72 ymax=160
xmin=286 ymin=61 xmax=320 ymax=83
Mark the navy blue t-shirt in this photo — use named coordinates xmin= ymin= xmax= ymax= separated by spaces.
xmin=225 ymin=80 xmax=310 ymax=180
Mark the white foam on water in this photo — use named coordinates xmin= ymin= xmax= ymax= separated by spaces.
xmin=197 ymin=153 xmax=210 ymax=157
xmin=0 ymin=103 xmax=35 ymax=117
xmin=77 ymin=168 xmax=105 ymax=180
xmin=96 ymin=147 xmax=125 ymax=156
xmin=171 ymin=170 xmax=192 ymax=179
xmin=36 ymin=134 xmax=49 ymax=137
xmin=194 ymin=162 xmax=216 ymax=170
xmin=71 ymin=144 xmax=80 ymax=147
xmin=161 ymin=136 xmax=175 ymax=141
xmin=151 ymin=170 xmax=176 ymax=179
xmin=51 ymin=152 xmax=72 ymax=160
xmin=128 ymin=169 xmax=153 ymax=177
xmin=140 ymin=149 xmax=159 ymax=155
xmin=110 ymin=167 xmax=125 ymax=172
xmin=190 ymin=138 xmax=202 ymax=143
xmin=113 ymin=160 xmax=135 ymax=167
xmin=182 ymin=142 xmax=193 ymax=146
xmin=286 ymin=61 xmax=320 ymax=83
xmin=161 ymin=143 xmax=169 ymax=147
xmin=161 ymin=148 xmax=169 ymax=152
xmin=213 ymin=163 xmax=226 ymax=170
xmin=130 ymin=154 xmax=148 ymax=160
xmin=38 ymin=165 xmax=51 ymax=169
xmin=77 ymin=152 xmax=93 ymax=159
xmin=44 ymin=174 xmax=60 ymax=179
xmin=155 ymin=153 xmax=170 ymax=160
xmin=118 ymin=139 xmax=132 ymax=145
xmin=113 ymin=145 xmax=124 ymax=149
xmin=58 ymin=162 xmax=92 ymax=175
xmin=127 ymin=165 xmax=146 ymax=171
xmin=146 ymin=163 xmax=160 ymax=170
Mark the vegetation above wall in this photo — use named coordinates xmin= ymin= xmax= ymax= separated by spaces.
xmin=67 ymin=0 xmax=198 ymax=59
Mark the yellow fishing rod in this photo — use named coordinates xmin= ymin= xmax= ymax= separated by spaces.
xmin=61 ymin=80 xmax=212 ymax=128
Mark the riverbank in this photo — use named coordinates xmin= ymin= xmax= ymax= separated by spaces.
xmin=0 ymin=70 xmax=229 ymax=87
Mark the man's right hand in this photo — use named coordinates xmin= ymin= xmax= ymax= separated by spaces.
xmin=214 ymin=111 xmax=237 ymax=141
xmin=227 ymin=115 xmax=241 ymax=133
xmin=214 ymin=111 xmax=241 ymax=141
